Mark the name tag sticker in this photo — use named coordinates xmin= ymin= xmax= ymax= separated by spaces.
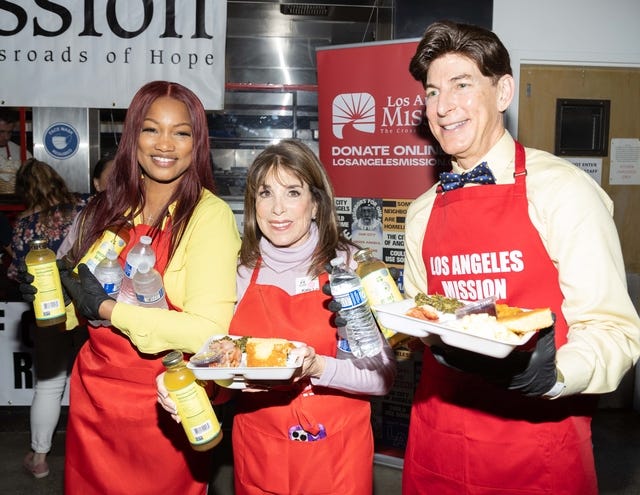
xmin=295 ymin=276 xmax=319 ymax=294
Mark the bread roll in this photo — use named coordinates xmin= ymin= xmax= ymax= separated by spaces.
xmin=497 ymin=307 xmax=554 ymax=335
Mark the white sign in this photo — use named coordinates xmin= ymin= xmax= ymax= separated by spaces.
xmin=610 ymin=138 xmax=640 ymax=185
xmin=565 ymin=157 xmax=603 ymax=185
xmin=0 ymin=302 xmax=57 ymax=406
xmin=0 ymin=1 xmax=227 ymax=109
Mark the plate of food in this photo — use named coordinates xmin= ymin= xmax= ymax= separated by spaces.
xmin=373 ymin=294 xmax=553 ymax=358
xmin=187 ymin=335 xmax=304 ymax=387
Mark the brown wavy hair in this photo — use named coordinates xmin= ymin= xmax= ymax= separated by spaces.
xmin=69 ymin=81 xmax=215 ymax=265
xmin=240 ymin=139 xmax=358 ymax=277
xmin=409 ymin=20 xmax=512 ymax=87
xmin=15 ymin=159 xmax=77 ymax=218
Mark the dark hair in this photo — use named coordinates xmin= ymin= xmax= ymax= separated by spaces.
xmin=409 ymin=20 xmax=513 ymax=86
xmin=0 ymin=108 xmax=18 ymax=124
xmin=93 ymin=152 xmax=116 ymax=182
xmin=70 ymin=81 xmax=215 ymax=264
xmin=240 ymin=139 xmax=357 ymax=277
xmin=16 ymin=158 xmax=77 ymax=217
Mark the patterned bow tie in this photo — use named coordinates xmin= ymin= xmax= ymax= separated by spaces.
xmin=439 ymin=162 xmax=496 ymax=191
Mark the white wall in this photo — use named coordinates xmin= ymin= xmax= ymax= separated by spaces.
xmin=492 ymin=0 xmax=640 ymax=136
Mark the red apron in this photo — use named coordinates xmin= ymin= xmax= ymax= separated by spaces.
xmin=65 ymin=224 xmax=210 ymax=495
xmin=229 ymin=260 xmax=373 ymax=495
xmin=403 ymin=142 xmax=598 ymax=495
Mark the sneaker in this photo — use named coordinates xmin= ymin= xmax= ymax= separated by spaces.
xmin=23 ymin=452 xmax=50 ymax=479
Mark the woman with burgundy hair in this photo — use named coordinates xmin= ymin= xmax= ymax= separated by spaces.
xmin=51 ymin=81 xmax=240 ymax=494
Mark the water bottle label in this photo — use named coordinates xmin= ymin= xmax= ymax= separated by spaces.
xmin=337 ymin=337 xmax=352 ymax=353
xmin=102 ymin=280 xmax=122 ymax=296
xmin=136 ymin=287 xmax=165 ymax=304
xmin=124 ymin=261 xmax=136 ymax=278
xmin=333 ymin=286 xmax=367 ymax=310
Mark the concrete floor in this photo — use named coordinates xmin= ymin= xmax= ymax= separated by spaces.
xmin=1 ymin=406 xmax=640 ymax=494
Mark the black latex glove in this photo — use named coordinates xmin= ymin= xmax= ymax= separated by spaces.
xmin=431 ymin=325 xmax=558 ymax=397
xmin=16 ymin=261 xmax=37 ymax=303
xmin=322 ymin=260 xmax=401 ymax=328
xmin=59 ymin=262 xmax=114 ymax=321
xmin=322 ymin=262 xmax=347 ymax=327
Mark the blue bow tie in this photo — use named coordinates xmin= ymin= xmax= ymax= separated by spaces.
xmin=439 ymin=162 xmax=496 ymax=191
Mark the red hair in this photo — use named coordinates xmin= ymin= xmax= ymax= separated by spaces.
xmin=70 ymin=81 xmax=215 ymax=264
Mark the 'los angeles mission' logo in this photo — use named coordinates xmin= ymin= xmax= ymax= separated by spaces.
xmin=331 ymin=92 xmax=376 ymax=139
xmin=44 ymin=123 xmax=79 ymax=159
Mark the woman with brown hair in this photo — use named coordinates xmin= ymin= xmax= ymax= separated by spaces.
xmin=158 ymin=139 xmax=397 ymax=494
xmin=8 ymin=158 xmax=89 ymax=479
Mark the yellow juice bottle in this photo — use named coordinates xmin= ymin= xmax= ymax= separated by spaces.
xmin=25 ymin=239 xmax=67 ymax=328
xmin=162 ymin=351 xmax=222 ymax=451
xmin=354 ymin=248 xmax=403 ymax=342
xmin=75 ymin=223 xmax=131 ymax=274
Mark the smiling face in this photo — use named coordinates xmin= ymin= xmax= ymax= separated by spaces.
xmin=136 ymin=96 xmax=193 ymax=185
xmin=424 ymin=53 xmax=513 ymax=169
xmin=255 ymin=166 xmax=318 ymax=248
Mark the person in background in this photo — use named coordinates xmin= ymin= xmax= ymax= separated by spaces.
xmin=0 ymin=108 xmax=32 ymax=194
xmin=158 ymin=139 xmax=397 ymax=494
xmin=21 ymin=81 xmax=241 ymax=494
xmin=7 ymin=158 xmax=89 ymax=479
xmin=92 ymin=152 xmax=116 ymax=193
xmin=401 ymin=20 xmax=640 ymax=494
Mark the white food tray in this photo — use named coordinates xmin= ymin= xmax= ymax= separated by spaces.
xmin=373 ymin=299 xmax=535 ymax=358
xmin=187 ymin=335 xmax=304 ymax=388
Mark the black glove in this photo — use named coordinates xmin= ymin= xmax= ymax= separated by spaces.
xmin=431 ymin=325 xmax=558 ymax=397
xmin=322 ymin=263 xmax=347 ymax=327
xmin=59 ymin=262 xmax=114 ymax=321
xmin=16 ymin=261 xmax=37 ymax=303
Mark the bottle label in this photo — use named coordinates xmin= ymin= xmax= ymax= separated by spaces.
xmin=102 ymin=280 xmax=122 ymax=296
xmin=168 ymin=383 xmax=221 ymax=445
xmin=136 ymin=287 xmax=165 ymax=304
xmin=77 ymin=232 xmax=127 ymax=274
xmin=28 ymin=262 xmax=66 ymax=320
xmin=337 ymin=336 xmax=352 ymax=353
xmin=361 ymin=269 xmax=402 ymax=305
xmin=331 ymin=284 xmax=367 ymax=310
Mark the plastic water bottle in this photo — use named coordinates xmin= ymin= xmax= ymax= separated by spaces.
xmin=133 ymin=261 xmax=168 ymax=309
xmin=329 ymin=256 xmax=383 ymax=358
xmin=91 ymin=248 xmax=124 ymax=326
xmin=94 ymin=248 xmax=124 ymax=298
xmin=118 ymin=235 xmax=156 ymax=305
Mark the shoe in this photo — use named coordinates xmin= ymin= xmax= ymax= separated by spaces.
xmin=23 ymin=452 xmax=50 ymax=479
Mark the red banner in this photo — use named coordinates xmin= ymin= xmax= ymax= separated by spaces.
xmin=317 ymin=40 xmax=448 ymax=199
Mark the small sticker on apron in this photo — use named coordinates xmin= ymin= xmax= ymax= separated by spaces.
xmin=288 ymin=424 xmax=327 ymax=442
xmin=295 ymin=276 xmax=319 ymax=294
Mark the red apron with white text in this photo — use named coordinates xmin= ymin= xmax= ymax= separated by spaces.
xmin=64 ymin=224 xmax=210 ymax=495
xmin=402 ymin=142 xmax=598 ymax=495
xmin=229 ymin=261 xmax=373 ymax=495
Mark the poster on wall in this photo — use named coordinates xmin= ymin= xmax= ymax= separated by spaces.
xmin=317 ymin=39 xmax=449 ymax=199
xmin=317 ymin=40 xmax=450 ymax=458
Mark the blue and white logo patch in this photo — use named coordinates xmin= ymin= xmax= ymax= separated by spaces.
xmin=44 ymin=123 xmax=79 ymax=159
